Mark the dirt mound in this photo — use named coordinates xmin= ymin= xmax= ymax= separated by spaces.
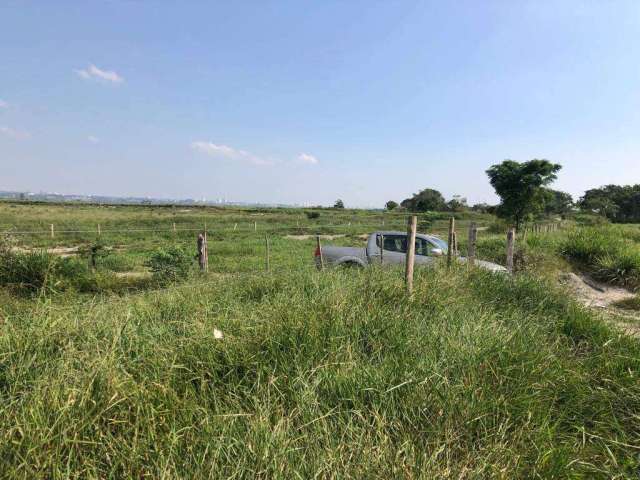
xmin=559 ymin=272 xmax=635 ymax=308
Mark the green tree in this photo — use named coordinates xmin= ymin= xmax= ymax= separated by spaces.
xmin=333 ymin=199 xmax=345 ymax=209
xmin=543 ymin=189 xmax=573 ymax=216
xmin=401 ymin=188 xmax=447 ymax=212
xmin=385 ymin=200 xmax=398 ymax=211
xmin=446 ymin=195 xmax=468 ymax=212
xmin=486 ymin=159 xmax=562 ymax=230
xmin=579 ymin=184 xmax=640 ymax=222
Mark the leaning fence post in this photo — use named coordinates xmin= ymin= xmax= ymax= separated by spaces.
xmin=506 ymin=228 xmax=515 ymax=274
xmin=204 ymin=226 xmax=209 ymax=272
xmin=405 ymin=215 xmax=417 ymax=294
xmin=468 ymin=222 xmax=477 ymax=267
xmin=316 ymin=235 xmax=324 ymax=270
xmin=197 ymin=233 xmax=205 ymax=271
xmin=50 ymin=224 xmax=54 ymax=239
xmin=447 ymin=217 xmax=455 ymax=267
xmin=265 ymin=234 xmax=270 ymax=272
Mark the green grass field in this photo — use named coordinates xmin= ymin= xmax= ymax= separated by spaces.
xmin=1 ymin=201 xmax=640 ymax=478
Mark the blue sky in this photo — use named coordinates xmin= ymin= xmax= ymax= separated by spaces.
xmin=1 ymin=1 xmax=640 ymax=207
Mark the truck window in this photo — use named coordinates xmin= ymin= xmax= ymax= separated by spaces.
xmin=379 ymin=235 xmax=407 ymax=253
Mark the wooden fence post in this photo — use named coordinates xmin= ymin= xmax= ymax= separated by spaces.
xmin=204 ymin=230 xmax=209 ymax=272
xmin=197 ymin=233 xmax=205 ymax=271
xmin=97 ymin=224 xmax=101 ymax=236
xmin=173 ymin=222 xmax=176 ymax=233
xmin=377 ymin=234 xmax=385 ymax=264
xmin=265 ymin=234 xmax=270 ymax=272
xmin=506 ymin=228 xmax=515 ymax=274
xmin=233 ymin=223 xmax=237 ymax=231
xmin=50 ymin=224 xmax=54 ymax=239
xmin=254 ymin=221 xmax=257 ymax=231
xmin=405 ymin=216 xmax=417 ymax=294
xmin=316 ymin=235 xmax=324 ymax=270
xmin=468 ymin=222 xmax=477 ymax=267
xmin=447 ymin=217 xmax=455 ymax=267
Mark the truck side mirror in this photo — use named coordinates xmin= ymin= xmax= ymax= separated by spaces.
xmin=431 ymin=248 xmax=443 ymax=257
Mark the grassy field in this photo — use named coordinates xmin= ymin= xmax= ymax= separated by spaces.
xmin=1 ymin=201 xmax=640 ymax=478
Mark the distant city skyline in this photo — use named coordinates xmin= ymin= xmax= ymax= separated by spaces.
xmin=2 ymin=1 xmax=640 ymax=207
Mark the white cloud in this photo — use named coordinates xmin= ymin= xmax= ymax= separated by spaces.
xmin=0 ymin=99 xmax=7 ymax=108
xmin=87 ymin=135 xmax=100 ymax=144
xmin=0 ymin=126 xmax=30 ymax=140
xmin=190 ymin=141 xmax=274 ymax=166
xmin=297 ymin=152 xmax=318 ymax=165
xmin=74 ymin=64 xmax=124 ymax=85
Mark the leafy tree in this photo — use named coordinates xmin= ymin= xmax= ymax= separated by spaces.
xmin=579 ymin=185 xmax=640 ymax=222
xmin=471 ymin=203 xmax=494 ymax=214
xmin=543 ymin=189 xmax=573 ymax=216
xmin=447 ymin=195 xmax=468 ymax=212
xmin=401 ymin=188 xmax=447 ymax=212
xmin=333 ymin=199 xmax=345 ymax=209
xmin=385 ymin=200 xmax=398 ymax=211
xmin=486 ymin=159 xmax=562 ymax=230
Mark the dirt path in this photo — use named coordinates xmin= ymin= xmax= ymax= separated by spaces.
xmin=559 ymin=272 xmax=640 ymax=336
xmin=285 ymin=234 xmax=346 ymax=241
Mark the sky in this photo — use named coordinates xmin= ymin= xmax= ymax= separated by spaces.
xmin=1 ymin=1 xmax=640 ymax=207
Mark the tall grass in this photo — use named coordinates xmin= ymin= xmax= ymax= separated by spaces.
xmin=560 ymin=226 xmax=640 ymax=289
xmin=1 ymin=266 xmax=638 ymax=478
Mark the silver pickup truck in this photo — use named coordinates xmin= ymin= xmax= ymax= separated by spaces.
xmin=315 ymin=231 xmax=506 ymax=273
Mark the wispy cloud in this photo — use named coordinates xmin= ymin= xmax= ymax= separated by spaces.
xmin=0 ymin=126 xmax=30 ymax=140
xmin=297 ymin=152 xmax=318 ymax=165
xmin=190 ymin=141 xmax=274 ymax=166
xmin=0 ymin=99 xmax=7 ymax=109
xmin=87 ymin=135 xmax=100 ymax=144
xmin=74 ymin=64 xmax=124 ymax=85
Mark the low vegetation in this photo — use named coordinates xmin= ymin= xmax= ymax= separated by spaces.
xmin=1 ymin=266 xmax=639 ymax=477
xmin=2 ymin=202 xmax=640 ymax=477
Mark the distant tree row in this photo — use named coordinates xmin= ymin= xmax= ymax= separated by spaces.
xmin=385 ymin=159 xmax=575 ymax=230
xmin=578 ymin=185 xmax=640 ymax=223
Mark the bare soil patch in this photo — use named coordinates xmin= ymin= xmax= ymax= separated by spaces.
xmin=559 ymin=272 xmax=635 ymax=309
xmin=285 ymin=234 xmax=346 ymax=241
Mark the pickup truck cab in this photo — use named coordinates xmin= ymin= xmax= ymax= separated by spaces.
xmin=316 ymin=231 xmax=506 ymax=273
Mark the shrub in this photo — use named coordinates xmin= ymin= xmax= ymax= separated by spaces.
xmin=305 ymin=211 xmax=320 ymax=220
xmin=0 ymin=239 xmax=97 ymax=294
xmin=145 ymin=246 xmax=192 ymax=283
xmin=0 ymin=246 xmax=55 ymax=293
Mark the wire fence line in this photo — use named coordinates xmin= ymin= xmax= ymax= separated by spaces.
xmin=0 ymin=221 xmax=461 ymax=237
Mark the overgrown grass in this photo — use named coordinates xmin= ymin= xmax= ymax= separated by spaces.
xmin=1 ymin=266 xmax=638 ymax=478
xmin=560 ymin=226 xmax=640 ymax=290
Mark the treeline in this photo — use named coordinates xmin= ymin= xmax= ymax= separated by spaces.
xmin=579 ymin=185 xmax=640 ymax=223
xmin=387 ymin=159 xmax=640 ymax=227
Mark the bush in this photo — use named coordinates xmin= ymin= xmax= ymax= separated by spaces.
xmin=0 ymin=246 xmax=55 ymax=293
xmin=145 ymin=246 xmax=192 ymax=283
xmin=0 ymin=240 xmax=97 ymax=294
xmin=305 ymin=211 xmax=320 ymax=220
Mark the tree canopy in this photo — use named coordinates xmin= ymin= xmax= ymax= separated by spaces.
xmin=486 ymin=159 xmax=562 ymax=229
xmin=333 ymin=199 xmax=345 ymax=209
xmin=579 ymin=185 xmax=640 ymax=223
xmin=401 ymin=188 xmax=447 ymax=212
xmin=385 ymin=200 xmax=398 ymax=211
